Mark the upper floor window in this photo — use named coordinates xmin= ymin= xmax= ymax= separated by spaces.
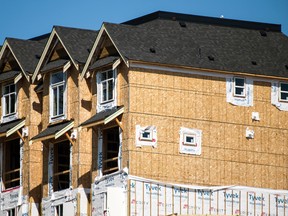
xmin=100 ymin=70 xmax=114 ymax=103
xmin=234 ymin=77 xmax=245 ymax=97
xmin=50 ymin=72 xmax=66 ymax=122
xmin=279 ymin=82 xmax=288 ymax=102
xmin=2 ymin=83 xmax=17 ymax=122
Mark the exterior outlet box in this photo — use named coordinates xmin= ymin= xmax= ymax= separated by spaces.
xmin=246 ymin=128 xmax=254 ymax=139
xmin=252 ymin=112 xmax=260 ymax=121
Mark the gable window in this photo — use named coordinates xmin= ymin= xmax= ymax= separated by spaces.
xmin=100 ymin=70 xmax=114 ymax=103
xmin=2 ymin=83 xmax=17 ymax=122
xmin=50 ymin=72 xmax=66 ymax=122
xmin=234 ymin=77 xmax=245 ymax=97
xmin=279 ymin=82 xmax=288 ymax=102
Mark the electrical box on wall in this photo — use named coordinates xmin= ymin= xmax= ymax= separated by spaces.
xmin=246 ymin=128 xmax=254 ymax=139
xmin=252 ymin=112 xmax=260 ymax=121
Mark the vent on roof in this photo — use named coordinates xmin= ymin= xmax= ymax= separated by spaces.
xmin=150 ymin=48 xmax=156 ymax=53
xmin=35 ymin=54 xmax=41 ymax=59
xmin=251 ymin=61 xmax=257 ymax=65
xmin=260 ymin=30 xmax=267 ymax=37
xmin=285 ymin=65 xmax=288 ymax=70
xmin=208 ymin=56 xmax=214 ymax=61
xmin=172 ymin=16 xmax=176 ymax=21
xmin=179 ymin=21 xmax=187 ymax=28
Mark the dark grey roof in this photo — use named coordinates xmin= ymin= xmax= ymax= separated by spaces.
xmin=90 ymin=56 xmax=119 ymax=70
xmin=0 ymin=119 xmax=24 ymax=135
xmin=31 ymin=120 xmax=73 ymax=141
xmin=81 ymin=106 xmax=123 ymax=127
xmin=6 ymin=38 xmax=47 ymax=74
xmin=41 ymin=59 xmax=69 ymax=73
xmin=0 ymin=70 xmax=21 ymax=82
xmin=102 ymin=11 xmax=288 ymax=78
xmin=54 ymin=26 xmax=98 ymax=64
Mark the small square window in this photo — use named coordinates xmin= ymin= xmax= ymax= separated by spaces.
xmin=234 ymin=77 xmax=245 ymax=97
xmin=280 ymin=83 xmax=288 ymax=102
xmin=183 ymin=134 xmax=196 ymax=146
xmin=140 ymin=130 xmax=153 ymax=141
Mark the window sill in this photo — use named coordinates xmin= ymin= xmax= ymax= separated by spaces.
xmin=1 ymin=113 xmax=18 ymax=124
xmin=49 ymin=115 xmax=66 ymax=124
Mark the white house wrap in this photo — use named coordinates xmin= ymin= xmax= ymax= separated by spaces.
xmin=91 ymin=169 xmax=288 ymax=216
xmin=271 ymin=82 xmax=288 ymax=111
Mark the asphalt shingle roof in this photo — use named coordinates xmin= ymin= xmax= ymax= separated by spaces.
xmin=54 ymin=26 xmax=98 ymax=64
xmin=0 ymin=119 xmax=24 ymax=135
xmin=102 ymin=11 xmax=288 ymax=78
xmin=0 ymin=70 xmax=21 ymax=82
xmin=6 ymin=38 xmax=47 ymax=74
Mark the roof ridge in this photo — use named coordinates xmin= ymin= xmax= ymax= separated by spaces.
xmin=123 ymin=11 xmax=281 ymax=32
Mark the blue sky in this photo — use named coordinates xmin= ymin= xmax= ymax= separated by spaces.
xmin=0 ymin=0 xmax=287 ymax=44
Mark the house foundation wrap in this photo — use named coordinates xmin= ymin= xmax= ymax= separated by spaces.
xmin=41 ymin=187 xmax=90 ymax=216
xmin=91 ymin=169 xmax=288 ymax=216
xmin=0 ymin=186 xmax=29 ymax=215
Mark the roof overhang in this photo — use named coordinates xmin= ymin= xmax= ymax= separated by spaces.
xmin=0 ymin=119 xmax=26 ymax=138
xmin=80 ymin=106 xmax=124 ymax=129
xmin=30 ymin=120 xmax=74 ymax=143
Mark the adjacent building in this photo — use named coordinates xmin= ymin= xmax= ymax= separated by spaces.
xmin=0 ymin=11 xmax=288 ymax=216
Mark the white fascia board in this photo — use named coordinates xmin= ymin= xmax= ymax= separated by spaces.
xmin=32 ymin=28 xmax=57 ymax=83
xmin=81 ymin=24 xmax=128 ymax=79
xmin=55 ymin=31 xmax=79 ymax=71
xmin=55 ymin=121 xmax=74 ymax=139
xmin=104 ymin=26 xmax=128 ymax=67
xmin=14 ymin=73 xmax=23 ymax=84
xmin=81 ymin=25 xmax=106 ymax=79
xmin=6 ymin=119 xmax=26 ymax=137
xmin=0 ymin=40 xmax=9 ymax=60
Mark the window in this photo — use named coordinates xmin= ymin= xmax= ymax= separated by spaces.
xmin=50 ymin=72 xmax=66 ymax=121
xmin=2 ymin=83 xmax=17 ymax=122
xmin=53 ymin=141 xmax=70 ymax=191
xmin=2 ymin=139 xmax=20 ymax=190
xmin=234 ymin=77 xmax=245 ymax=97
xmin=102 ymin=127 xmax=119 ymax=175
xmin=183 ymin=134 xmax=196 ymax=146
xmin=7 ymin=208 xmax=17 ymax=216
xmin=55 ymin=204 xmax=63 ymax=216
xmin=100 ymin=70 xmax=114 ymax=103
xmin=279 ymin=82 xmax=288 ymax=102
xmin=140 ymin=130 xmax=153 ymax=141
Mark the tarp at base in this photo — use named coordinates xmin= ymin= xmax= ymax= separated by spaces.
xmin=91 ymin=169 xmax=288 ymax=216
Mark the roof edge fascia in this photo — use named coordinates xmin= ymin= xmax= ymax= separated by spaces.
xmin=129 ymin=60 xmax=288 ymax=81
xmin=32 ymin=28 xmax=79 ymax=83
xmin=54 ymin=30 xmax=79 ymax=71
xmin=81 ymin=24 xmax=128 ymax=79
xmin=32 ymin=28 xmax=57 ymax=83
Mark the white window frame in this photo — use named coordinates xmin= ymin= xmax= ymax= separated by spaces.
xmin=55 ymin=204 xmax=64 ymax=216
xmin=7 ymin=207 xmax=18 ymax=216
xmin=279 ymin=82 xmax=288 ymax=102
xmin=183 ymin=133 xmax=197 ymax=146
xmin=100 ymin=70 xmax=115 ymax=104
xmin=233 ymin=77 xmax=246 ymax=97
xmin=2 ymin=83 xmax=17 ymax=123
xmin=49 ymin=71 xmax=66 ymax=122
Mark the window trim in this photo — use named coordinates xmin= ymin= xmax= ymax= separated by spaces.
xmin=279 ymin=82 xmax=288 ymax=102
xmin=100 ymin=69 xmax=115 ymax=104
xmin=233 ymin=77 xmax=246 ymax=97
xmin=49 ymin=71 xmax=67 ymax=123
xmin=2 ymin=83 xmax=17 ymax=123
